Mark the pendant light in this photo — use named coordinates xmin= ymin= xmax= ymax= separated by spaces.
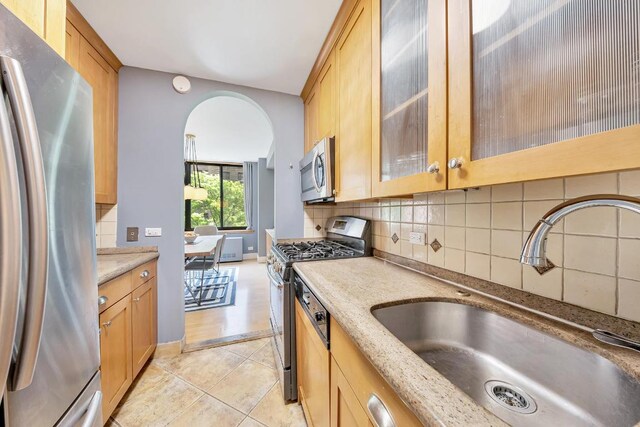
xmin=184 ymin=134 xmax=208 ymax=201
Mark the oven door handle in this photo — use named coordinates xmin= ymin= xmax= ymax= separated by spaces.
xmin=267 ymin=264 xmax=284 ymax=288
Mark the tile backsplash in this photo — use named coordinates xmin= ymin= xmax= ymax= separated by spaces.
xmin=96 ymin=204 xmax=117 ymax=248
xmin=309 ymin=170 xmax=640 ymax=323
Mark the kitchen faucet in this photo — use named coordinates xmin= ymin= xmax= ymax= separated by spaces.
xmin=521 ymin=194 xmax=640 ymax=353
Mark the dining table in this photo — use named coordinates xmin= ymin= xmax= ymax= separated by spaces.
xmin=184 ymin=235 xmax=223 ymax=305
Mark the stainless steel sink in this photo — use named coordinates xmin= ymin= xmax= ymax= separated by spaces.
xmin=372 ymin=301 xmax=640 ymax=427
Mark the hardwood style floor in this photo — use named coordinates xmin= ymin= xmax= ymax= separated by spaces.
xmin=108 ymin=338 xmax=306 ymax=427
xmin=185 ymin=260 xmax=271 ymax=345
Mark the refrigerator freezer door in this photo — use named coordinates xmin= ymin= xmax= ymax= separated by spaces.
xmin=56 ymin=372 xmax=103 ymax=427
xmin=0 ymin=4 xmax=100 ymax=427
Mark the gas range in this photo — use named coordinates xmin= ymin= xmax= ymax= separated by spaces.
xmin=267 ymin=216 xmax=371 ymax=402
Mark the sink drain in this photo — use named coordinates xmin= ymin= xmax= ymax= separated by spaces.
xmin=484 ymin=380 xmax=537 ymax=414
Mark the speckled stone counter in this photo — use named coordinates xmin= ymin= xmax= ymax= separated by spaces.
xmin=97 ymin=247 xmax=159 ymax=285
xmin=293 ymin=257 xmax=640 ymax=426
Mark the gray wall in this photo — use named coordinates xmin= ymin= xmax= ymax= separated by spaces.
xmin=117 ymin=67 xmax=303 ymax=344
xmin=257 ymin=158 xmax=275 ymax=257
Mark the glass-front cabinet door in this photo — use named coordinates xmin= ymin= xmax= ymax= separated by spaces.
xmin=371 ymin=0 xmax=447 ymax=197
xmin=448 ymin=0 xmax=640 ymax=189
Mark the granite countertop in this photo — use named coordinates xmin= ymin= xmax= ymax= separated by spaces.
xmin=97 ymin=246 xmax=159 ymax=286
xmin=293 ymin=257 xmax=640 ymax=426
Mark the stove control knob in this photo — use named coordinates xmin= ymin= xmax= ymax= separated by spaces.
xmin=314 ymin=312 xmax=326 ymax=323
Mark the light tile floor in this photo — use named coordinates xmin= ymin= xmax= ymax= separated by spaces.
xmin=109 ymin=338 xmax=307 ymax=427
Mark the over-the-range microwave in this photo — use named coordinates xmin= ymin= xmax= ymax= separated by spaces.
xmin=300 ymin=136 xmax=335 ymax=203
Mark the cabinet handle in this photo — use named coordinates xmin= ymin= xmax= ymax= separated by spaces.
xmin=98 ymin=296 xmax=108 ymax=306
xmin=426 ymin=162 xmax=440 ymax=174
xmin=133 ymin=297 xmax=141 ymax=303
xmin=367 ymin=394 xmax=396 ymax=427
xmin=140 ymin=270 xmax=149 ymax=278
xmin=102 ymin=321 xmax=112 ymax=328
xmin=448 ymin=157 xmax=463 ymax=169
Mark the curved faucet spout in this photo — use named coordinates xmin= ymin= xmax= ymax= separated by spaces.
xmin=520 ymin=194 xmax=640 ymax=268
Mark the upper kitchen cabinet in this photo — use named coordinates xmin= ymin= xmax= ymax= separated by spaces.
xmin=1 ymin=0 xmax=65 ymax=56
xmin=304 ymin=50 xmax=336 ymax=155
xmin=66 ymin=1 xmax=122 ymax=204
xmin=371 ymin=0 xmax=447 ymax=197
xmin=447 ymin=0 xmax=640 ymax=189
xmin=335 ymin=0 xmax=372 ymax=202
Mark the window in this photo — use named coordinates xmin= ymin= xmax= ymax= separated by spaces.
xmin=185 ymin=163 xmax=246 ymax=230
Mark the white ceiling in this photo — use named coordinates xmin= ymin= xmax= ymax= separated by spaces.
xmin=185 ymin=95 xmax=273 ymax=163
xmin=71 ymin=0 xmax=342 ymax=95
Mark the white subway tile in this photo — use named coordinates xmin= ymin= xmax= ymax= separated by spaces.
xmin=619 ymin=210 xmax=640 ymax=238
xmin=390 ymin=206 xmax=401 ymax=222
xmin=564 ymin=206 xmax=617 ymax=237
xmin=401 ymin=240 xmax=413 ymax=258
xmin=428 ymin=205 xmax=445 ymax=225
xmin=445 ymin=248 xmax=465 ymax=273
xmin=413 ymin=193 xmax=429 ymax=204
xmin=523 ymin=179 xmax=564 ymax=201
xmin=492 ymin=202 xmax=523 ymax=231
xmin=101 ymin=221 xmax=117 ymax=235
xmin=401 ymin=223 xmax=412 ymax=241
xmin=428 ymin=243 xmax=445 ymax=267
xmin=466 ymin=252 xmax=490 ymax=280
xmin=428 ymin=192 xmax=445 ymax=205
xmin=466 ymin=228 xmax=491 ymax=254
xmin=413 ymin=205 xmax=428 ymax=224
xmin=445 ymin=191 xmax=466 ymax=204
xmin=523 ymin=267 xmax=563 ymax=300
xmin=401 ymin=206 xmax=413 ymax=223
xmin=100 ymin=234 xmax=117 ymax=248
xmin=619 ymin=238 xmax=640 ymax=281
xmin=445 ymin=204 xmax=465 ymax=227
xmin=413 ymin=245 xmax=428 ymax=262
xmin=466 ymin=203 xmax=490 ymax=229
xmin=428 ymin=225 xmax=444 ymax=245
xmin=491 ymin=256 xmax=522 ymax=289
xmin=564 ymin=269 xmax=616 ymax=315
xmin=565 ymin=173 xmax=617 ymax=198
xmin=619 ymin=170 xmax=640 ymax=196
xmin=618 ymin=278 xmax=640 ymax=322
xmin=100 ymin=204 xmax=118 ymax=222
xmin=564 ymin=235 xmax=616 ymax=276
xmin=491 ymin=230 xmax=522 ymax=259
xmin=445 ymin=226 xmax=465 ymax=250
xmin=466 ymin=186 xmax=491 ymax=203
xmin=523 ymin=200 xmax=564 ymax=233
xmin=492 ymin=183 xmax=523 ymax=202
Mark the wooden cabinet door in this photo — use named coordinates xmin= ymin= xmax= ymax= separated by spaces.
xmin=131 ymin=278 xmax=157 ymax=377
xmin=295 ymin=300 xmax=330 ymax=427
xmin=0 ymin=0 xmax=65 ymax=56
xmin=370 ymin=0 xmax=447 ymax=198
xmin=447 ymin=0 xmax=640 ymax=189
xmin=304 ymin=85 xmax=320 ymax=154
xmin=64 ymin=20 xmax=80 ymax=69
xmin=317 ymin=50 xmax=336 ymax=141
xmin=331 ymin=356 xmax=372 ymax=427
xmin=335 ymin=0 xmax=372 ymax=202
xmin=99 ymin=295 xmax=133 ymax=421
xmin=78 ymin=35 xmax=118 ymax=204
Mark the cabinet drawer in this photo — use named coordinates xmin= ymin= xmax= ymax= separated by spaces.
xmin=330 ymin=318 xmax=421 ymax=427
xmin=98 ymin=272 xmax=132 ymax=314
xmin=132 ymin=260 xmax=156 ymax=289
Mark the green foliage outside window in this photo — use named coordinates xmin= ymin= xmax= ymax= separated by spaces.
xmin=189 ymin=168 xmax=246 ymax=228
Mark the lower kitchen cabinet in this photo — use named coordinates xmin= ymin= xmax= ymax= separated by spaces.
xmin=296 ymin=299 xmax=331 ymax=427
xmin=99 ymin=295 xmax=133 ymax=422
xmin=330 ymin=357 xmax=372 ymax=427
xmin=330 ymin=317 xmax=421 ymax=427
xmin=98 ymin=260 xmax=158 ymax=421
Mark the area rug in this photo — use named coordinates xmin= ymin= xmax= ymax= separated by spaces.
xmin=184 ymin=266 xmax=238 ymax=312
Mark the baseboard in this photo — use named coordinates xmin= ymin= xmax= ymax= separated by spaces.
xmin=183 ymin=328 xmax=274 ymax=353
xmin=242 ymin=253 xmax=257 ymax=260
xmin=153 ymin=335 xmax=185 ymax=358
xmin=257 ymin=256 xmax=267 ymax=263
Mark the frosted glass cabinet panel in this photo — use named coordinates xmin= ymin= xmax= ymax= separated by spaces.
xmin=447 ymin=0 xmax=640 ymax=189
xmin=472 ymin=0 xmax=640 ymax=160
xmin=372 ymin=0 xmax=447 ymax=197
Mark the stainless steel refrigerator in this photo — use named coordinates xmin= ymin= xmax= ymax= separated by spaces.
xmin=0 ymin=4 xmax=102 ymax=427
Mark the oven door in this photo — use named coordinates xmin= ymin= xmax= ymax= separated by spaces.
xmin=267 ymin=263 xmax=289 ymax=369
xmin=300 ymin=137 xmax=334 ymax=203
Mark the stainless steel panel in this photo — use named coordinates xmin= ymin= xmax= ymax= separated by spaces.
xmin=0 ymin=69 xmax=22 ymax=402
xmin=0 ymin=4 xmax=100 ymax=426
xmin=56 ymin=372 xmax=102 ymax=427
xmin=299 ymin=137 xmax=334 ymax=203
xmin=373 ymin=301 xmax=640 ymax=426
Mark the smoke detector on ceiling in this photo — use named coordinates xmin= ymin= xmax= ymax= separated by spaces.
xmin=172 ymin=75 xmax=191 ymax=94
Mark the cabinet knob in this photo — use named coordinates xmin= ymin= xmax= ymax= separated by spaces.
xmin=426 ymin=162 xmax=440 ymax=174
xmin=102 ymin=321 xmax=112 ymax=328
xmin=140 ymin=270 xmax=150 ymax=278
xmin=448 ymin=157 xmax=463 ymax=169
xmin=133 ymin=297 xmax=141 ymax=303
xmin=98 ymin=296 xmax=108 ymax=306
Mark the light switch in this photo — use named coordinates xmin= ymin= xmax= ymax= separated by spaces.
xmin=145 ymin=227 xmax=162 ymax=237
xmin=409 ymin=231 xmax=426 ymax=245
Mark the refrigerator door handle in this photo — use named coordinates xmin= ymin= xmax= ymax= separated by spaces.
xmin=1 ymin=55 xmax=49 ymax=391
xmin=0 ymin=76 xmax=23 ymax=401
xmin=79 ymin=391 xmax=102 ymax=427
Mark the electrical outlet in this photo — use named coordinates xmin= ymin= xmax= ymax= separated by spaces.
xmin=126 ymin=227 xmax=138 ymax=242
xmin=409 ymin=231 xmax=426 ymax=245
xmin=248 ymin=246 xmax=254 ymax=251
xmin=145 ymin=227 xmax=162 ymax=237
